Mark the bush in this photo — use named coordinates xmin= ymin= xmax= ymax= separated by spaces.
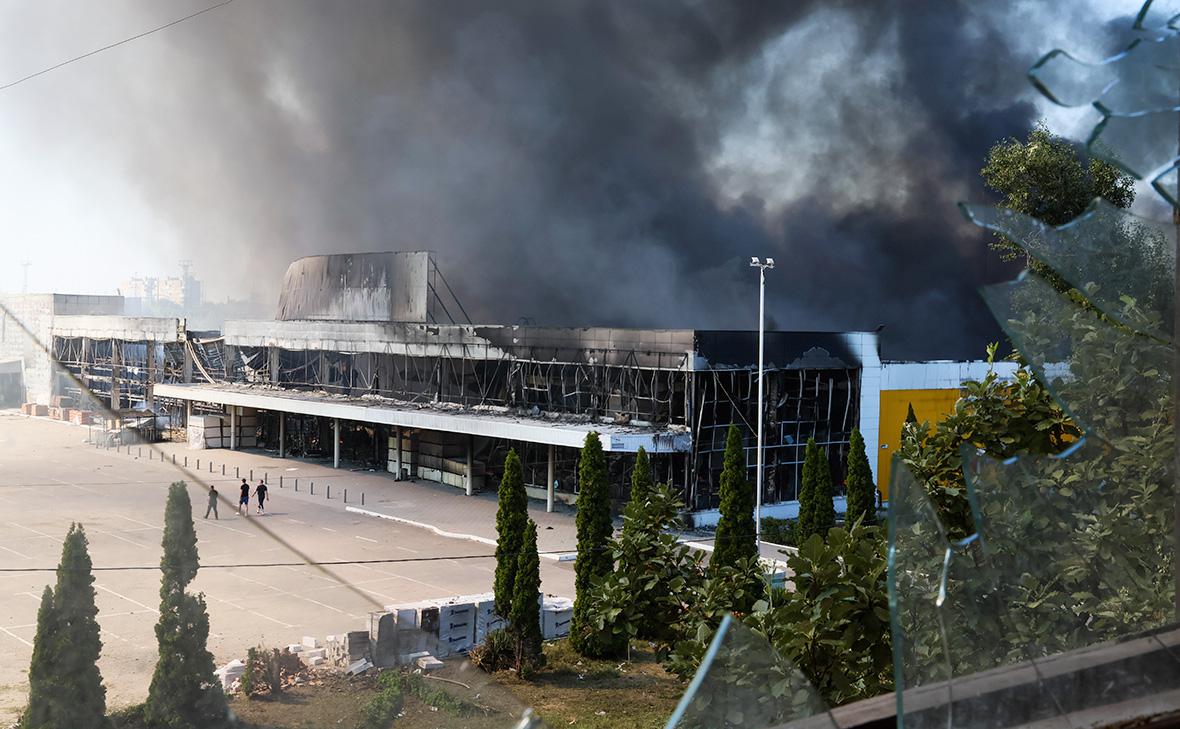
xmin=356 ymin=676 xmax=404 ymax=729
xmin=470 ymin=629 xmax=514 ymax=673
xmin=375 ymin=671 xmax=477 ymax=717
xmin=759 ymin=517 xmax=796 ymax=547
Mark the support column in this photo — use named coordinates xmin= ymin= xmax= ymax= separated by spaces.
xmin=395 ymin=425 xmax=402 ymax=479
xmin=268 ymin=347 xmax=280 ymax=384
xmin=182 ymin=341 xmax=193 ymax=383
xmin=547 ymin=444 xmax=555 ymax=513
xmin=109 ymin=339 xmax=120 ymax=410
xmin=145 ymin=340 xmax=156 ymax=412
xmin=465 ymin=435 xmax=474 ymax=496
xmin=278 ymin=411 xmax=286 ymax=457
xmin=230 ymin=406 xmax=237 ymax=450
xmin=333 ymin=418 xmax=340 ymax=468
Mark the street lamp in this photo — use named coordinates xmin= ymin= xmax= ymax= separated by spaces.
xmin=750 ymin=256 xmax=774 ymax=553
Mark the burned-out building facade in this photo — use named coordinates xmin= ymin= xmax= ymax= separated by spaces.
xmin=42 ymin=252 xmax=879 ymax=514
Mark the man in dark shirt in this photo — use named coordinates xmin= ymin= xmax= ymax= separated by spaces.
xmin=239 ymin=479 xmax=250 ymax=516
xmin=204 ymin=485 xmax=219 ymax=520
xmin=253 ymin=479 xmax=269 ymax=515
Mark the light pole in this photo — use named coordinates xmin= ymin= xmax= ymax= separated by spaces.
xmin=750 ymin=256 xmax=774 ymax=553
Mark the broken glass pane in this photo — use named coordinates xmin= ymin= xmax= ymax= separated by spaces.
xmin=666 ymin=615 xmax=835 ymax=729
xmin=961 ymin=201 xmax=1175 ymax=340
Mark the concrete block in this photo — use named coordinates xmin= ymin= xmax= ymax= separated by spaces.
xmin=345 ymin=630 xmax=370 ymax=661
xmin=542 ymin=597 xmax=574 ymax=639
xmin=346 ymin=658 xmax=373 ymax=676
xmin=308 ymin=656 xmax=326 ymax=666
xmin=304 ymin=648 xmax=326 ymax=660
xmin=286 ymin=643 xmax=303 ymax=653
xmin=302 ymin=636 xmax=320 ymax=649
xmin=415 ymin=654 xmax=444 ymax=672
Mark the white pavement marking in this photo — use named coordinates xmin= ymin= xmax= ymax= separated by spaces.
xmin=0 ymin=626 xmax=31 ymax=647
xmin=354 ymin=536 xmax=378 ymax=543
xmin=114 ymin=515 xmax=163 ymax=530
xmin=93 ymin=529 xmax=143 ymax=548
xmin=6 ymin=522 xmax=57 ymax=540
xmin=94 ymin=584 xmax=159 ymax=615
xmin=319 ymin=527 xmax=337 ymax=533
xmin=199 ymin=520 xmax=255 ymax=538
xmin=0 ymin=544 xmax=30 ymax=560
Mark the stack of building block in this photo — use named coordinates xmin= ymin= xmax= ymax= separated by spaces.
xmin=542 ymin=596 xmax=574 ymax=639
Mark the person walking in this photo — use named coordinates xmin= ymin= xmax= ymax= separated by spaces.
xmin=253 ymin=479 xmax=268 ymax=515
xmin=238 ymin=478 xmax=250 ymax=516
xmin=204 ymin=485 xmax=219 ymax=520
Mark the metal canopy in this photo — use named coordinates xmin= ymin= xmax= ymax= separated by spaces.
xmin=154 ymin=383 xmax=690 ymax=453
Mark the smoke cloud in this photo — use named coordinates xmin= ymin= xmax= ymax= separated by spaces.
xmin=0 ymin=0 xmax=1135 ymax=358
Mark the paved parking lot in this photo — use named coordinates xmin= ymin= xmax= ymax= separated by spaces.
xmin=0 ymin=412 xmax=575 ymax=719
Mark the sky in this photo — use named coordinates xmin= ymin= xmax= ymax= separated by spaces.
xmin=0 ymin=0 xmax=1158 ymax=359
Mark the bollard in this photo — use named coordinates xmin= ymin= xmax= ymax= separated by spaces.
xmin=264 ymin=473 xmax=268 ymax=484
xmin=209 ymin=462 xmax=212 ymax=473
xmin=311 ymin=483 xmax=315 ymax=495
xmin=362 ymin=492 xmax=365 ymax=506
xmin=250 ymin=469 xmax=253 ymax=481
xmin=295 ymin=479 xmax=298 ymax=492
xmin=236 ymin=466 xmax=239 ymax=478
xmin=185 ymin=456 xmax=188 ymax=467
xmin=196 ymin=459 xmax=200 ymax=470
xmin=344 ymin=489 xmax=348 ymax=503
xmin=172 ymin=454 xmax=176 ymax=465
xmin=221 ymin=464 xmax=225 ymax=475
xmin=327 ymin=485 xmax=331 ymax=500
xmin=138 ymin=447 xmax=142 ymax=458
xmin=280 ymin=475 xmax=283 ymax=488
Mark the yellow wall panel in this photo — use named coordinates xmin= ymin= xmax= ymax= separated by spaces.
xmin=877 ymin=388 xmax=961 ymax=500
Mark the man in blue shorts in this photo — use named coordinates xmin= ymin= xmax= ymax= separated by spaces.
xmin=238 ymin=478 xmax=250 ymax=516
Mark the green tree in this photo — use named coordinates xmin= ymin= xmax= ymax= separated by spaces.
xmin=587 ymin=482 xmax=705 ymax=655
xmin=54 ymin=524 xmax=106 ymax=728
xmin=23 ymin=524 xmax=107 ymax=729
xmin=493 ymin=449 xmax=528 ymax=620
xmin=797 ymin=438 xmax=835 ymax=543
xmin=509 ymin=520 xmax=543 ymax=676
xmin=711 ymin=424 xmax=757 ymax=576
xmin=844 ymin=429 xmax=876 ymax=527
xmin=145 ymin=482 xmax=228 ymax=729
xmin=905 ymin=403 xmax=918 ymax=426
xmin=22 ymin=587 xmax=61 ymax=729
xmin=981 ymin=122 xmax=1134 ymax=266
xmin=570 ymin=432 xmax=614 ymax=656
xmin=622 ymin=447 xmax=654 ymax=538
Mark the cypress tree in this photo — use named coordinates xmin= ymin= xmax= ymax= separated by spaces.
xmin=570 ymin=431 xmax=613 ymax=656
xmin=146 ymin=482 xmax=228 ymax=729
xmin=798 ymin=438 xmax=836 ymax=542
xmin=493 ymin=449 xmax=528 ymax=620
xmin=53 ymin=524 xmax=106 ymax=728
xmin=22 ymin=587 xmax=60 ymax=729
xmin=622 ymin=447 xmax=654 ymax=537
xmin=509 ymin=520 xmax=543 ymax=675
xmin=905 ymin=403 xmax=918 ymax=425
xmin=23 ymin=525 xmax=106 ymax=729
xmin=711 ymin=424 xmax=757 ymax=576
xmin=844 ymin=429 xmax=876 ymax=527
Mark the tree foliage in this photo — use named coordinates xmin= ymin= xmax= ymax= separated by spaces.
xmin=747 ymin=520 xmax=891 ymax=707
xmin=585 ymin=482 xmax=705 ymax=656
xmin=981 ymin=123 xmax=1134 ymax=265
xmin=22 ymin=524 xmax=106 ymax=729
xmin=494 ymin=449 xmax=528 ymax=620
xmin=844 ymin=429 xmax=876 ymax=527
xmin=622 ymin=447 xmax=654 ymax=539
xmin=509 ymin=520 xmax=543 ymax=676
xmin=711 ymin=424 xmax=757 ymax=575
xmin=797 ymin=438 xmax=835 ymax=543
xmin=570 ymin=432 xmax=614 ymax=656
xmin=145 ymin=482 xmax=228 ymax=729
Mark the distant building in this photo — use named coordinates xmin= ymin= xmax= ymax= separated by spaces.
xmin=35 ymin=251 xmax=1010 ymax=516
xmin=121 ymin=270 xmax=201 ymax=310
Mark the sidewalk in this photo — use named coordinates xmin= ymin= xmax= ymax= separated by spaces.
xmin=143 ymin=440 xmax=580 ymax=555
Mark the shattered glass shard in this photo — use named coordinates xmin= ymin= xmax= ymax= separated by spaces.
xmin=961 ymin=201 xmax=1175 ymax=340
xmin=665 ymin=615 xmax=834 ymax=729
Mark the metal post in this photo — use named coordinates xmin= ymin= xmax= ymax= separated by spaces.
xmin=327 ymin=485 xmax=331 ymax=499
xmin=280 ymin=475 xmax=283 ymax=488
xmin=279 ymin=411 xmax=286 ymax=458
xmin=333 ymin=418 xmax=340 ymax=469
xmin=465 ymin=434 xmax=474 ymax=496
xmin=547 ymin=444 xmax=556 ymax=513
xmin=395 ymin=425 xmax=402 ymax=479
xmin=362 ymin=492 xmax=365 ymax=506
xmin=344 ymin=488 xmax=348 ymax=503
xmin=750 ymin=257 xmax=775 ymax=552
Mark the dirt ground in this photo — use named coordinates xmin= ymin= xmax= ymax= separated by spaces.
xmin=226 ymin=643 xmax=683 ymax=729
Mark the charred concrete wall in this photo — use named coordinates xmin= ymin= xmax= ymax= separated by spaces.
xmin=276 ymin=251 xmax=432 ymax=323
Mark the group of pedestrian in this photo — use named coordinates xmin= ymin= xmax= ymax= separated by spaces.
xmin=204 ymin=478 xmax=268 ymax=519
